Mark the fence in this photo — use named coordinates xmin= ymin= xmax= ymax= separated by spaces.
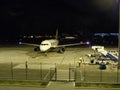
xmin=75 ymin=64 xmax=120 ymax=83
xmin=0 ymin=62 xmax=120 ymax=83
xmin=0 ymin=62 xmax=56 ymax=82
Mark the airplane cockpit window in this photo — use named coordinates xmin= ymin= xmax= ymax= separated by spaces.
xmin=41 ymin=44 xmax=49 ymax=46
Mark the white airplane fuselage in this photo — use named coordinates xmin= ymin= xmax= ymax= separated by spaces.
xmin=40 ymin=39 xmax=59 ymax=52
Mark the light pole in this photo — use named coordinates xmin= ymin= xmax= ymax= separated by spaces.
xmin=118 ymin=0 xmax=120 ymax=69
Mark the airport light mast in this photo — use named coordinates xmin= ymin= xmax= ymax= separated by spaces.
xmin=118 ymin=0 xmax=120 ymax=69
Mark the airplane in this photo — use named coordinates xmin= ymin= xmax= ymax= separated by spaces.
xmin=20 ymin=30 xmax=89 ymax=53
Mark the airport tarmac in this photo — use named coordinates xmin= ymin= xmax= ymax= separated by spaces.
xmin=0 ymin=45 xmax=118 ymax=72
xmin=0 ymin=45 xmax=92 ymax=80
xmin=0 ymin=45 xmax=117 ymax=63
xmin=0 ymin=45 xmax=119 ymax=85
xmin=0 ymin=45 xmax=92 ymax=66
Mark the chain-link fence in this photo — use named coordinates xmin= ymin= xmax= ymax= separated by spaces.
xmin=0 ymin=62 xmax=56 ymax=82
xmin=75 ymin=64 xmax=120 ymax=83
xmin=0 ymin=62 xmax=120 ymax=84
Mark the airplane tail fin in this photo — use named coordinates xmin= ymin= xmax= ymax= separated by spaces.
xmin=55 ymin=29 xmax=58 ymax=40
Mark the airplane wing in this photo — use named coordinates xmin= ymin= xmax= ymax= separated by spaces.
xmin=20 ymin=42 xmax=40 ymax=47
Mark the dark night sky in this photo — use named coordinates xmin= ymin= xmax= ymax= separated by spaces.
xmin=0 ymin=0 xmax=119 ymax=39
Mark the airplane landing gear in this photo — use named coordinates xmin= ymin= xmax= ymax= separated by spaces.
xmin=34 ymin=47 xmax=40 ymax=51
xmin=58 ymin=48 xmax=65 ymax=53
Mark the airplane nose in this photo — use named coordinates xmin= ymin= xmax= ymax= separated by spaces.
xmin=40 ymin=46 xmax=49 ymax=52
xmin=40 ymin=48 xmax=47 ymax=52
